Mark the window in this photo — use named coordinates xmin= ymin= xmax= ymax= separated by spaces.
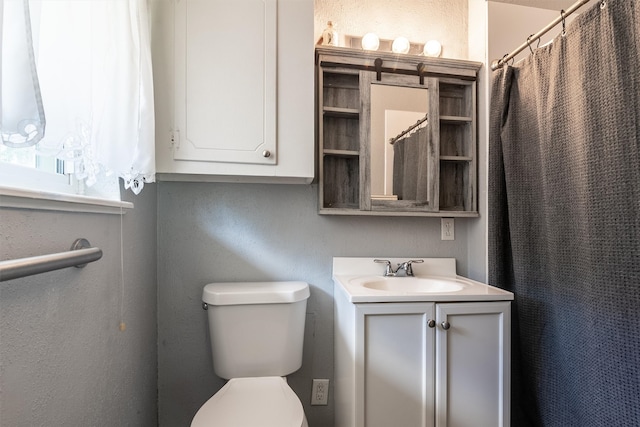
xmin=0 ymin=0 xmax=155 ymax=198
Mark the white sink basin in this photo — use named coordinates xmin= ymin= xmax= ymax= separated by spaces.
xmin=332 ymin=257 xmax=514 ymax=303
xmin=350 ymin=276 xmax=467 ymax=294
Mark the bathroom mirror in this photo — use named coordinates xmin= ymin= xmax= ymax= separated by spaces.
xmin=361 ymin=72 xmax=439 ymax=213
xmin=370 ymin=83 xmax=429 ymax=204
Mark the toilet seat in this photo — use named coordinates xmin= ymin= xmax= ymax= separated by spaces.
xmin=191 ymin=376 xmax=306 ymax=427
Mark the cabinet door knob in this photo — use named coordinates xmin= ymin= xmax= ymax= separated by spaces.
xmin=427 ymin=319 xmax=436 ymax=328
xmin=262 ymin=150 xmax=271 ymax=158
xmin=441 ymin=321 xmax=451 ymax=330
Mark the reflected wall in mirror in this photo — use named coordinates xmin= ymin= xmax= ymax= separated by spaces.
xmin=370 ymin=84 xmax=429 ymax=202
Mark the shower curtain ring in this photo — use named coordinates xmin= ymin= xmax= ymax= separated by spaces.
xmin=498 ymin=53 xmax=514 ymax=68
xmin=499 ymin=53 xmax=508 ymax=68
xmin=561 ymin=9 xmax=567 ymax=37
xmin=527 ymin=35 xmax=535 ymax=54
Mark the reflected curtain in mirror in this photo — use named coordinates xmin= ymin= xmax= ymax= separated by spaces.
xmin=392 ymin=124 xmax=429 ymax=202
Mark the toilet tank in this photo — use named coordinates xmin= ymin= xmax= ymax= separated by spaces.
xmin=202 ymin=281 xmax=310 ymax=380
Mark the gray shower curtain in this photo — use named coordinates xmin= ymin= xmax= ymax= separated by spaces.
xmin=489 ymin=1 xmax=639 ymax=426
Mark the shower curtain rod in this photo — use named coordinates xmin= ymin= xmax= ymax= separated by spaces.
xmin=389 ymin=113 xmax=429 ymax=145
xmin=490 ymin=0 xmax=593 ymax=71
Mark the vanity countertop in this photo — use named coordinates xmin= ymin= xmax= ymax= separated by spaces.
xmin=333 ymin=257 xmax=514 ymax=303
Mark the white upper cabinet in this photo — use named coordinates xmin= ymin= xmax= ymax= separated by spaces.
xmin=174 ymin=0 xmax=277 ymax=165
xmin=153 ymin=0 xmax=314 ymax=183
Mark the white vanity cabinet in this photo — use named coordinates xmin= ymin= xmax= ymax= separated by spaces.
xmin=334 ymin=291 xmax=511 ymax=427
xmin=154 ymin=0 xmax=314 ymax=183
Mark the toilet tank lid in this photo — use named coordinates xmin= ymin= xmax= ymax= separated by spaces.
xmin=203 ymin=281 xmax=310 ymax=306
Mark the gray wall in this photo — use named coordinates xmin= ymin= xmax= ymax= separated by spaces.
xmin=0 ymin=184 xmax=158 ymax=427
xmin=157 ymin=181 xmax=473 ymax=427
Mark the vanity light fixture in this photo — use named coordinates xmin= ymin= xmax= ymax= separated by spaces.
xmin=423 ymin=40 xmax=442 ymax=57
xmin=361 ymin=33 xmax=380 ymax=51
xmin=391 ymin=37 xmax=410 ymax=54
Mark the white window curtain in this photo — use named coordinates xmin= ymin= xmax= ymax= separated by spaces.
xmin=0 ymin=0 xmax=155 ymax=194
xmin=0 ymin=0 xmax=45 ymax=147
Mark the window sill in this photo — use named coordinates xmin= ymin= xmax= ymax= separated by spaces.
xmin=0 ymin=185 xmax=134 ymax=215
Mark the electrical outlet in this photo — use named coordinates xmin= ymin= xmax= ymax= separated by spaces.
xmin=311 ymin=379 xmax=329 ymax=405
xmin=441 ymin=218 xmax=455 ymax=241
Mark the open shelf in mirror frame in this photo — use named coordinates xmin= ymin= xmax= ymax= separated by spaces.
xmin=316 ymin=46 xmax=481 ymax=217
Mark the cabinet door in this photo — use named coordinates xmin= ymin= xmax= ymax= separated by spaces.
xmin=435 ymin=302 xmax=511 ymax=427
xmin=357 ymin=303 xmax=436 ymax=427
xmin=174 ymin=0 xmax=277 ymax=165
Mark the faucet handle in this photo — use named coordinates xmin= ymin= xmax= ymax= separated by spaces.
xmin=401 ymin=259 xmax=424 ymax=276
xmin=374 ymin=259 xmax=395 ymax=276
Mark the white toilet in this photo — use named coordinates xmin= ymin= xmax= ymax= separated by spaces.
xmin=192 ymin=281 xmax=310 ymax=427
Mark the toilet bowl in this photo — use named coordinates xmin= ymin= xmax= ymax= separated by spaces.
xmin=191 ymin=377 xmax=308 ymax=427
xmin=192 ymin=281 xmax=310 ymax=427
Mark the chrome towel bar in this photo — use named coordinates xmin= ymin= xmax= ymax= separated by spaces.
xmin=0 ymin=238 xmax=103 ymax=282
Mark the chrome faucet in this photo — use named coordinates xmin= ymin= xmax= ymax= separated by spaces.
xmin=374 ymin=259 xmax=424 ymax=277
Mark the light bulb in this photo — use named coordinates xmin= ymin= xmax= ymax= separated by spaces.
xmin=392 ymin=37 xmax=410 ymax=54
xmin=361 ymin=33 xmax=380 ymax=51
xmin=423 ymin=40 xmax=442 ymax=57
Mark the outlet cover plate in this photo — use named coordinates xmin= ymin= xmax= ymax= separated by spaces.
xmin=311 ymin=379 xmax=329 ymax=405
xmin=441 ymin=218 xmax=455 ymax=240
